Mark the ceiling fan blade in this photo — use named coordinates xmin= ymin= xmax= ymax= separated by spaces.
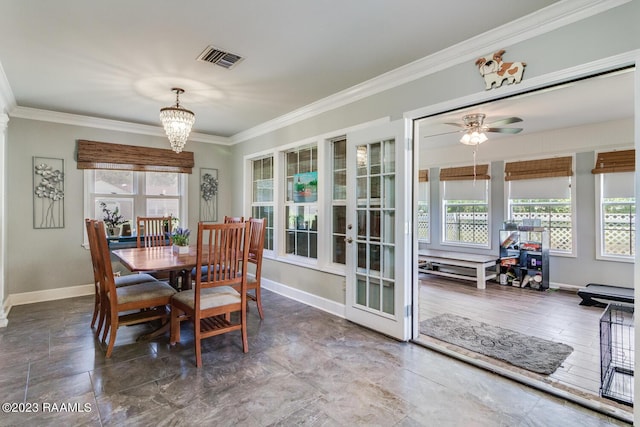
xmin=485 ymin=127 xmax=523 ymax=134
xmin=486 ymin=117 xmax=522 ymax=127
xmin=443 ymin=122 xmax=465 ymax=128
xmin=422 ymin=129 xmax=464 ymax=138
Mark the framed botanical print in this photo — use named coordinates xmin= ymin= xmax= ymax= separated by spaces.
xmin=33 ymin=156 xmax=65 ymax=229
xmin=200 ymin=168 xmax=218 ymax=222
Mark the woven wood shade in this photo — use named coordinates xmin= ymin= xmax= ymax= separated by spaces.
xmin=419 ymin=169 xmax=429 ymax=182
xmin=77 ymin=140 xmax=195 ymax=173
xmin=504 ymin=156 xmax=572 ymax=181
xmin=591 ymin=149 xmax=635 ymax=174
xmin=439 ymin=164 xmax=489 ymax=181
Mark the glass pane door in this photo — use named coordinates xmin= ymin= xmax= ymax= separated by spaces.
xmin=345 ymin=119 xmax=410 ymax=340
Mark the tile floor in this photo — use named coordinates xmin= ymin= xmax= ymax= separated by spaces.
xmin=0 ymin=289 xmax=632 ymax=426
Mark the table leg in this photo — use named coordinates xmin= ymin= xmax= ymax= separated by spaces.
xmin=182 ymin=269 xmax=192 ymax=290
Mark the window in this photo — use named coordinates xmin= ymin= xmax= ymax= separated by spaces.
xmin=505 ymin=156 xmax=574 ymax=254
xmin=332 ymin=138 xmax=347 ymax=264
xmin=440 ymin=165 xmax=490 ymax=247
xmin=592 ymin=149 xmax=635 ymax=260
xmin=284 ymin=144 xmax=318 ymax=259
xmin=417 ymin=169 xmax=430 ymax=242
xmin=86 ymin=170 xmax=185 ymax=232
xmin=251 ymin=156 xmax=275 ymax=251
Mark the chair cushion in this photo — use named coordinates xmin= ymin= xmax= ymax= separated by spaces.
xmin=114 ymin=273 xmax=158 ymax=288
xmin=116 ymin=281 xmax=176 ymax=304
xmin=172 ymin=286 xmax=240 ymax=310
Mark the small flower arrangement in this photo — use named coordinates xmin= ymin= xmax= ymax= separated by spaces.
xmin=172 ymin=227 xmax=191 ymax=246
xmin=99 ymin=202 xmax=126 ymax=228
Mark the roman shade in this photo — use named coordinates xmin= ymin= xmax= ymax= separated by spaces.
xmin=504 ymin=156 xmax=572 ymax=181
xmin=419 ymin=169 xmax=428 ymax=182
xmin=591 ymin=149 xmax=635 ymax=174
xmin=77 ymin=140 xmax=195 ymax=173
xmin=439 ymin=164 xmax=489 ymax=181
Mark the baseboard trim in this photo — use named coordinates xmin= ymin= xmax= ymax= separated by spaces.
xmin=3 ymin=283 xmax=94 ymax=324
xmin=262 ymin=278 xmax=345 ymax=319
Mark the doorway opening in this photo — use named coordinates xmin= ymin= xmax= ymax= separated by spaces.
xmin=412 ymin=67 xmax=635 ymax=418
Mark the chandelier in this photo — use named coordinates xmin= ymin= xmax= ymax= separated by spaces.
xmin=160 ymin=88 xmax=195 ymax=153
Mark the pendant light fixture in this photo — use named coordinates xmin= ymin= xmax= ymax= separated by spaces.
xmin=160 ymin=88 xmax=195 ymax=153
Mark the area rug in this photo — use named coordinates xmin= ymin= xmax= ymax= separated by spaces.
xmin=419 ymin=313 xmax=573 ymax=375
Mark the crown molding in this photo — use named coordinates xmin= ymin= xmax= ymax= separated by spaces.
xmin=9 ymin=106 xmax=231 ymax=145
xmin=230 ymin=0 xmax=629 ymax=144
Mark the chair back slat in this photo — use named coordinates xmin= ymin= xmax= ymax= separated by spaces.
xmin=247 ymin=218 xmax=266 ymax=266
xmin=136 ymin=216 xmax=172 ymax=248
xmin=195 ymin=222 xmax=250 ymax=306
xmin=85 ymin=219 xmax=101 ymax=284
xmin=92 ymin=220 xmax=119 ymax=305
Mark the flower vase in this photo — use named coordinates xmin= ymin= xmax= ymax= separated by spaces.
xmin=173 ymin=244 xmax=189 ymax=255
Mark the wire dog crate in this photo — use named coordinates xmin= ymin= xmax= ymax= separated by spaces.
xmin=600 ymin=304 xmax=634 ymax=406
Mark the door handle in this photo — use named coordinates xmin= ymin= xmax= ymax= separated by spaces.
xmin=344 ymin=237 xmax=353 ymax=244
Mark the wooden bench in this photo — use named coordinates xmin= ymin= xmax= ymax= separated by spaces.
xmin=418 ymin=249 xmax=498 ymax=289
xmin=577 ymin=283 xmax=634 ymax=308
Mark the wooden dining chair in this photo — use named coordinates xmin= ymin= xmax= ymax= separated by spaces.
xmin=223 ymin=216 xmax=244 ymax=223
xmin=246 ymin=218 xmax=266 ymax=319
xmin=85 ymin=219 xmax=159 ymax=338
xmin=170 ymin=221 xmax=251 ymax=367
xmin=136 ymin=216 xmax=173 ymax=248
xmin=93 ymin=220 xmax=177 ymax=358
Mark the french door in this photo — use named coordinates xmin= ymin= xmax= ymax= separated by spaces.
xmin=344 ymin=119 xmax=411 ymax=340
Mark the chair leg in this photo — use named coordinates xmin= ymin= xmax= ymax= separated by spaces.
xmin=101 ymin=309 xmax=111 ymax=344
xmin=194 ymin=319 xmax=202 ymax=368
xmin=241 ymin=310 xmax=248 ymax=353
xmin=95 ymin=305 xmax=105 ymax=339
xmin=95 ymin=292 xmax=107 ymax=338
xmin=91 ymin=286 xmax=100 ymax=328
xmin=170 ymin=307 xmax=181 ymax=345
xmin=105 ymin=313 xmax=118 ymax=358
xmin=255 ymin=287 xmax=264 ymax=320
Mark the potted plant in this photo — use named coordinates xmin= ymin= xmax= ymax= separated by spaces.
xmin=99 ymin=202 xmax=126 ymax=237
xmin=172 ymin=227 xmax=190 ymax=254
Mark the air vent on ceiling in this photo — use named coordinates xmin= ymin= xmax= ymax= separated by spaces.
xmin=197 ymin=46 xmax=244 ymax=69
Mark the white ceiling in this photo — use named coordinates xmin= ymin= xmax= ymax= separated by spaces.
xmin=417 ymin=69 xmax=635 ymax=148
xmin=0 ymin=1 xmax=565 ymax=140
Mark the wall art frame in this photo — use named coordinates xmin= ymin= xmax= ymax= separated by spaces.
xmin=199 ymin=168 xmax=218 ymax=222
xmin=33 ymin=156 xmax=65 ymax=229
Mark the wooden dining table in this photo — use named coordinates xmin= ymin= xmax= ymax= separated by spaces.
xmin=112 ymin=245 xmax=201 ymax=290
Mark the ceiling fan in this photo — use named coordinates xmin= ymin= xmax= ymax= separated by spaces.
xmin=425 ymin=113 xmax=524 ymax=145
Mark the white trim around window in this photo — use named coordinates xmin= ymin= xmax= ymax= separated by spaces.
xmin=82 ymin=170 xmax=188 ymax=247
xmin=242 ymin=118 xmax=390 ymax=276
xmin=595 ymin=171 xmax=635 ymax=262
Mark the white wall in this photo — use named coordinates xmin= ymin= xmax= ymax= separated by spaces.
xmin=420 ymin=119 xmax=635 ymax=288
xmin=229 ymin=1 xmax=640 ymax=303
xmin=5 ymin=117 xmax=231 ymax=295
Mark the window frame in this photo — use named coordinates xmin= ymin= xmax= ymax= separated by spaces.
xmin=439 ymin=168 xmax=491 ymax=249
xmin=250 ymin=155 xmax=276 ymax=256
xmin=504 ymin=155 xmax=577 ymax=257
xmin=83 ymin=169 xmax=187 ymax=246
xmin=595 ymin=171 xmax=635 ymax=262
xmin=417 ymin=171 xmax=430 ymax=243
xmin=282 ymin=143 xmax=319 ymax=263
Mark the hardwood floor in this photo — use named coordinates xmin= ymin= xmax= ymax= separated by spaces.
xmin=416 ymin=273 xmax=632 ymax=412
